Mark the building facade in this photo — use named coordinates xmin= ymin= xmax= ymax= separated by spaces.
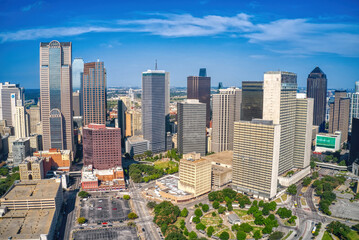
xmin=72 ymin=58 xmax=84 ymax=91
xmin=19 ymin=156 xmax=45 ymax=180
xmin=14 ymin=103 xmax=30 ymax=139
xmin=125 ymin=136 xmax=149 ymax=156
xmin=72 ymin=90 xmax=82 ymax=117
xmin=232 ymin=119 xmax=280 ymax=199
xmin=0 ymin=82 xmax=24 ymax=127
xmin=82 ymin=61 xmax=106 ymax=126
xmin=348 ymin=81 xmax=359 ymax=132
xmin=350 ymin=118 xmax=359 ymax=164
xmin=26 ymin=104 xmax=42 ymax=135
xmin=12 ymin=138 xmax=31 ymax=166
xmin=177 ymin=99 xmax=206 ymax=156
xmin=329 ymin=90 xmax=350 ymax=143
xmin=34 ymin=148 xmax=72 ymax=172
xmin=142 ymin=70 xmax=166 ymax=152
xmin=40 ymin=41 xmax=73 ymax=151
xmin=241 ymin=81 xmax=263 ymax=121
xmin=117 ymin=99 xmax=127 ymax=144
xmin=83 ymin=124 xmax=121 ymax=169
xmin=212 ymin=87 xmax=241 ymax=152
xmin=307 ymin=67 xmax=327 ymax=132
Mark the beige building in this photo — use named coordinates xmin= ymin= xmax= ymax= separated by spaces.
xmin=178 ymin=153 xmax=212 ymax=197
xmin=19 ymin=156 xmax=44 ymax=180
xmin=26 ymin=104 xmax=42 ymax=135
xmin=14 ymin=104 xmax=30 ymax=139
xmin=125 ymin=109 xmax=142 ymax=136
xmin=40 ymin=40 xmax=73 ymax=151
xmin=233 ymin=119 xmax=280 ymax=199
xmin=212 ymin=87 xmax=241 ymax=152
xmin=203 ymin=151 xmax=233 ymax=189
xmin=329 ymin=90 xmax=350 ymax=143
xmin=29 ymin=133 xmax=42 ymax=153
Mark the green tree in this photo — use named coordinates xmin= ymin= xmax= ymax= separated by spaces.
xmin=253 ymin=230 xmax=262 ymax=240
xmin=269 ymin=231 xmax=284 ymax=240
xmin=0 ymin=167 xmax=9 ymax=176
xmin=144 ymin=150 xmax=153 ymax=157
xmin=310 ymin=161 xmax=316 ymax=169
xmin=78 ymin=191 xmax=89 ymax=198
xmin=218 ymin=206 xmax=226 ymax=214
xmin=147 ymin=201 xmax=157 ymax=209
xmin=327 ymin=221 xmax=351 ymax=239
xmin=194 ymin=208 xmax=203 ymax=217
xmin=128 ymin=212 xmax=138 ymax=219
xmin=181 ymin=208 xmax=188 ymax=217
xmin=236 ymin=231 xmax=246 ymax=240
xmin=239 ymin=223 xmax=253 ymax=233
xmin=268 ymin=201 xmax=277 ymax=211
xmin=287 ymin=184 xmax=297 ymax=195
xmin=188 ymin=231 xmax=197 ymax=239
xmin=202 ymin=204 xmax=209 ymax=212
xmin=77 ymin=217 xmax=86 ymax=224
xmin=192 ymin=216 xmax=200 ymax=224
xmin=212 ymin=212 xmax=216 ymax=217
xmin=196 ymin=222 xmax=206 ymax=231
xmin=312 ymin=171 xmax=319 ymax=179
xmin=123 ymin=195 xmax=130 ymax=200
xmin=165 ymin=232 xmax=187 ymax=240
xmin=338 ymin=160 xmax=346 ymax=166
xmin=219 ymin=231 xmax=230 ymax=240
xmin=213 ymin=201 xmax=220 ymax=209
xmin=207 ymin=226 xmax=215 ymax=237
xmin=302 ymin=177 xmax=312 ymax=186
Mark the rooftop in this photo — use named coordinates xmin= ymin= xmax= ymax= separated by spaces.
xmin=127 ymin=135 xmax=149 ymax=144
xmin=203 ymin=151 xmax=233 ymax=166
xmin=1 ymin=179 xmax=60 ymax=201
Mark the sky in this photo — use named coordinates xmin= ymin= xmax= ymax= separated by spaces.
xmin=0 ymin=0 xmax=358 ymax=89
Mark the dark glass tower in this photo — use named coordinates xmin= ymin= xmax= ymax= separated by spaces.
xmin=307 ymin=67 xmax=327 ymax=132
xmin=241 ymin=81 xmax=263 ymax=121
xmin=350 ymin=118 xmax=359 ymax=164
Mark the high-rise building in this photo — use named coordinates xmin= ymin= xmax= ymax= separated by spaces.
xmin=178 ymin=152 xmax=212 ymax=197
xmin=142 ymin=69 xmax=166 ymax=152
xmin=212 ymin=87 xmax=241 ymax=152
xmin=40 ymin=41 xmax=73 ymax=151
xmin=117 ymin=99 xmax=127 ymax=144
xmin=350 ymin=118 xmax=359 ymax=164
xmin=72 ymin=90 xmax=82 ymax=117
xmin=199 ymin=68 xmax=207 ymax=77
xmin=12 ymin=138 xmax=31 ymax=166
xmin=26 ymin=104 xmax=41 ymax=134
xmin=126 ymin=109 xmax=142 ymax=136
xmin=0 ymin=82 xmax=24 ymax=127
xmin=83 ymin=124 xmax=121 ymax=169
xmin=14 ymin=101 xmax=30 ymax=139
xmin=307 ymin=67 xmax=327 ymax=132
xmin=72 ymin=58 xmax=84 ymax=91
xmin=187 ymin=69 xmax=211 ymax=127
xmin=329 ymin=90 xmax=350 ymax=143
xmin=82 ymin=61 xmax=106 ymax=126
xmin=241 ymin=81 xmax=263 ymax=121
xmin=177 ymin=99 xmax=206 ymax=156
xmin=232 ymin=119 xmax=280 ymax=199
xmin=348 ymin=81 xmax=359 ymax=132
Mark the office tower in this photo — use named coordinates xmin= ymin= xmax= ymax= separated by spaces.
xmin=117 ymin=99 xmax=127 ymax=144
xmin=350 ymin=118 xmax=359 ymax=163
xmin=307 ymin=67 xmax=327 ymax=132
xmin=14 ymin=102 xmax=30 ymax=139
xmin=233 ymin=119 xmax=280 ymax=199
xmin=293 ymin=96 xmax=314 ymax=168
xmin=19 ymin=156 xmax=45 ymax=180
xmin=212 ymin=87 xmax=241 ymax=152
xmin=82 ymin=61 xmax=106 ymax=126
xmin=0 ymin=82 xmax=24 ymax=127
xmin=40 ymin=40 xmax=73 ymax=151
xmin=348 ymin=81 xmax=359 ymax=132
xmin=177 ymin=99 xmax=206 ymax=156
xmin=26 ymin=104 xmax=41 ymax=134
xmin=241 ymin=81 xmax=263 ymax=121
xmin=83 ymin=124 xmax=121 ymax=169
xmin=12 ymin=138 xmax=31 ymax=166
xmin=142 ymin=69 xmax=166 ymax=152
xmin=72 ymin=58 xmax=84 ymax=91
xmin=199 ymin=68 xmax=207 ymax=77
xmin=329 ymin=90 xmax=350 ymax=143
xmin=187 ymin=69 xmax=211 ymax=127
xmin=72 ymin=90 xmax=82 ymax=117
xmin=178 ymin=152 xmax=212 ymax=197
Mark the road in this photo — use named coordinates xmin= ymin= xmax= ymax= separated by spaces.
xmin=129 ymin=180 xmax=162 ymax=240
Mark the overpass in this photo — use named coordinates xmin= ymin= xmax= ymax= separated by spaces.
xmin=316 ymin=162 xmax=348 ymax=171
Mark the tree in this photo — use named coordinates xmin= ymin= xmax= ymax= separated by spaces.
xmin=276 ymin=207 xmax=292 ymax=219
xmin=236 ymin=231 xmax=246 ymax=240
xmin=196 ymin=222 xmax=206 ymax=231
xmin=239 ymin=223 xmax=253 ymax=233
xmin=259 ymin=200 xmax=264 ymax=207
xmin=287 ymin=184 xmax=297 ymax=195
xmin=0 ymin=167 xmax=9 ymax=176
xmin=202 ymin=204 xmax=209 ymax=212
xmin=269 ymin=231 xmax=284 ymax=240
xmin=312 ymin=171 xmax=319 ymax=179
xmin=339 ymin=160 xmax=346 ymax=166
xmin=327 ymin=221 xmax=351 ymax=239
xmin=78 ymin=191 xmax=89 ymax=198
xmin=128 ymin=212 xmax=138 ymax=219
xmin=192 ymin=216 xmax=200 ymax=224
xmin=77 ymin=217 xmax=86 ymax=224
xmin=310 ymin=161 xmax=316 ymax=169
xmin=165 ymin=232 xmax=187 ymax=240
xmin=219 ymin=231 xmax=230 ymax=240
xmin=218 ymin=206 xmax=226 ymax=214
xmin=302 ymin=177 xmax=312 ymax=187
xmin=352 ymin=223 xmax=359 ymax=232
xmin=213 ymin=201 xmax=220 ymax=209
xmin=147 ymin=201 xmax=157 ymax=209
xmin=268 ymin=201 xmax=277 ymax=211
xmin=123 ymin=195 xmax=130 ymax=200
xmin=207 ymin=226 xmax=215 ymax=237
xmin=188 ymin=231 xmax=197 ymax=239
xmin=194 ymin=208 xmax=203 ymax=217
xmin=212 ymin=212 xmax=216 ymax=217
xmin=181 ymin=208 xmax=188 ymax=217
xmin=144 ymin=150 xmax=153 ymax=157
xmin=253 ymin=230 xmax=262 ymax=240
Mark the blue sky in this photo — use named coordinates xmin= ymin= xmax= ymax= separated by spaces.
xmin=0 ymin=0 xmax=358 ymax=89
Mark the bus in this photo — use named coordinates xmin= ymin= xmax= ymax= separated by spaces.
xmin=294 ymin=201 xmax=298 ymax=207
xmin=312 ymin=226 xmax=316 ymax=234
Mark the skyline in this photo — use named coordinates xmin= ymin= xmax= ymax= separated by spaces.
xmin=0 ymin=0 xmax=359 ymax=89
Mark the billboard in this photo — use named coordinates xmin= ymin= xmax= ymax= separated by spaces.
xmin=316 ymin=136 xmax=336 ymax=149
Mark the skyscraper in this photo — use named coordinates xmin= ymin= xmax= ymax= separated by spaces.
xmin=83 ymin=124 xmax=121 ymax=170
xmin=117 ymin=99 xmax=127 ymax=144
xmin=329 ymin=90 xmax=350 ymax=143
xmin=26 ymin=104 xmax=41 ymax=135
xmin=177 ymin=99 xmax=206 ymax=156
xmin=307 ymin=67 xmax=327 ymax=132
xmin=350 ymin=118 xmax=359 ymax=164
xmin=72 ymin=91 xmax=82 ymax=117
xmin=187 ymin=69 xmax=211 ymax=127
xmin=14 ymin=101 xmax=30 ymax=139
xmin=0 ymin=82 xmax=24 ymax=127
xmin=72 ymin=58 xmax=84 ymax=91
xmin=142 ymin=69 xmax=166 ymax=152
xmin=82 ymin=61 xmax=106 ymax=126
xmin=348 ymin=81 xmax=359 ymax=132
xmin=212 ymin=87 xmax=241 ymax=152
xmin=241 ymin=81 xmax=263 ymax=121
xmin=40 ymin=41 xmax=73 ymax=151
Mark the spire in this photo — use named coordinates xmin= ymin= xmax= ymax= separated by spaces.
xmin=155 ymin=59 xmax=158 ymax=70
xmin=311 ymin=66 xmax=324 ymax=74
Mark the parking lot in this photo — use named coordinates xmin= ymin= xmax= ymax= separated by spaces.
xmin=80 ymin=197 xmax=131 ymax=223
xmin=73 ymin=226 xmax=139 ymax=240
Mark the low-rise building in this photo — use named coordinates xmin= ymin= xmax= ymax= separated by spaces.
xmin=19 ymin=156 xmax=45 ymax=180
xmin=81 ymin=165 xmax=125 ymax=191
xmin=34 ymin=148 xmax=72 ymax=172
xmin=125 ymin=136 xmax=149 ymax=156
xmin=315 ymin=131 xmax=341 ymax=153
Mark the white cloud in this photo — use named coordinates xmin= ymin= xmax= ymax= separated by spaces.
xmin=0 ymin=13 xmax=358 ymax=57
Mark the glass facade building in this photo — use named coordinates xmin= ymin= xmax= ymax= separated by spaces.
xmin=72 ymin=58 xmax=84 ymax=91
xmin=241 ymin=81 xmax=263 ymax=121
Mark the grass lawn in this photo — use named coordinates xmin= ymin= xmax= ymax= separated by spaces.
xmin=233 ymin=209 xmax=247 ymax=217
xmin=275 ymin=197 xmax=282 ymax=203
xmin=301 ymin=197 xmax=307 ymax=206
xmin=283 ymin=231 xmax=293 ymax=240
xmin=201 ymin=212 xmax=223 ymax=226
xmin=282 ymin=194 xmax=288 ymax=201
xmin=302 ymin=186 xmax=308 ymax=193
xmin=322 ymin=231 xmax=333 ymax=240
xmin=173 ymin=217 xmax=185 ymax=229
xmin=348 ymin=230 xmax=359 ymax=240
xmin=154 ymin=160 xmax=177 ymax=169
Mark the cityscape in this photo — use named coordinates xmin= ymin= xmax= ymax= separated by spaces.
xmin=0 ymin=1 xmax=359 ymax=240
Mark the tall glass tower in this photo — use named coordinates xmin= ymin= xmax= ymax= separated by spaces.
xmin=72 ymin=58 xmax=84 ymax=91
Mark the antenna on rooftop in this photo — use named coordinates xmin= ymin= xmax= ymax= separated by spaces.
xmin=155 ymin=59 xmax=158 ymax=70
